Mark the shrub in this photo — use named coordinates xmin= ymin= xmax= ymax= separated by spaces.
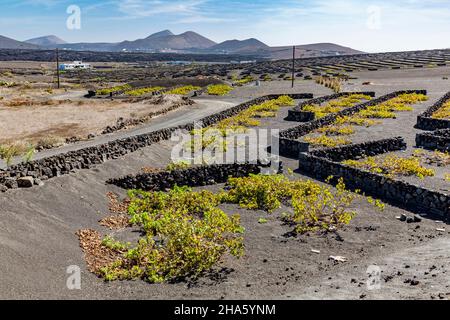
xmin=357 ymin=93 xmax=427 ymax=119
xmin=207 ymin=84 xmax=233 ymax=96
xmin=166 ymin=85 xmax=201 ymax=95
xmin=102 ymin=236 xmax=131 ymax=252
xmin=432 ymin=100 xmax=450 ymax=119
xmin=317 ymin=125 xmax=355 ymax=136
xmin=220 ymin=174 xmax=293 ymax=212
xmin=413 ymin=149 xmax=450 ymax=166
xmin=0 ymin=81 xmax=18 ymax=88
xmin=289 ymin=178 xmax=357 ymax=234
xmin=304 ymin=135 xmax=352 ymax=148
xmin=221 ymin=174 xmax=360 ymax=234
xmin=97 ymin=84 xmax=132 ymax=95
xmin=234 ymin=76 xmax=254 ymax=86
xmin=315 ymin=76 xmax=343 ymax=93
xmin=343 ymin=155 xmax=435 ymax=179
xmin=82 ymin=174 xmax=385 ymax=282
xmin=124 ymin=86 xmax=164 ymax=96
xmin=0 ymin=142 xmax=35 ymax=166
xmin=99 ymin=186 xmax=244 ymax=283
xmin=166 ymin=160 xmax=191 ymax=172
xmin=358 ymin=109 xmax=396 ymax=119
xmin=335 ymin=116 xmax=379 ymax=127
xmin=35 ymin=135 xmax=65 ymax=149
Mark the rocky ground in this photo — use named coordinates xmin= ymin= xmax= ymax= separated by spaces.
xmin=0 ymin=66 xmax=449 ymax=300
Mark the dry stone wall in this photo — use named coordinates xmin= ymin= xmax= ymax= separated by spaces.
xmin=416 ymin=129 xmax=450 ymax=152
xmin=107 ymin=163 xmax=268 ymax=191
xmin=297 ymin=138 xmax=449 ymax=218
xmin=416 ymin=91 xmax=450 ymax=131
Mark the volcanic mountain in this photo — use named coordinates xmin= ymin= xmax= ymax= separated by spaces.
xmin=210 ymin=38 xmax=270 ymax=54
xmin=0 ymin=35 xmax=39 ymax=49
xmin=113 ymin=30 xmax=217 ymax=51
xmin=25 ymin=35 xmax=66 ymax=47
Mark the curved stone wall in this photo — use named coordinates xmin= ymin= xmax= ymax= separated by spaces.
xmin=107 ymin=163 xmax=268 ymax=191
xmin=416 ymin=91 xmax=450 ymax=131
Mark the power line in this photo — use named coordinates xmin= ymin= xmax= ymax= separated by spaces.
xmin=56 ymin=48 xmax=60 ymax=89
xmin=292 ymin=46 xmax=296 ymax=88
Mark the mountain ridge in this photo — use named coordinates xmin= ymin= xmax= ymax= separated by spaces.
xmin=0 ymin=30 xmax=364 ymax=59
xmin=25 ymin=35 xmax=66 ymax=47
xmin=0 ymin=35 xmax=39 ymax=49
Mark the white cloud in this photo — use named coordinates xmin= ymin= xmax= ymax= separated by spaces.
xmin=117 ymin=0 xmax=206 ymax=17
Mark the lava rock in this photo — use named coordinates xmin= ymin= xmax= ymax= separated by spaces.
xmin=4 ymin=178 xmax=18 ymax=189
xmin=34 ymin=178 xmax=44 ymax=187
xmin=17 ymin=177 xmax=34 ymax=188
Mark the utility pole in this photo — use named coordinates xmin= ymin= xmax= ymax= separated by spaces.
xmin=56 ymin=48 xmax=60 ymax=89
xmin=291 ymin=45 xmax=296 ymax=88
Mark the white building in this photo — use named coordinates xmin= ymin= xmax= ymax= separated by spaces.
xmin=59 ymin=61 xmax=92 ymax=71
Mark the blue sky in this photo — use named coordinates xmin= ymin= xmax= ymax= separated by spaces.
xmin=1 ymin=0 xmax=450 ymax=52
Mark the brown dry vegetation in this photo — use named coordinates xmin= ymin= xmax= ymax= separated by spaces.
xmin=0 ymin=88 xmax=193 ymax=145
xmin=76 ymin=229 xmax=122 ymax=275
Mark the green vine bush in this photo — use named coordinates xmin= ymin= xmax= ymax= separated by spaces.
xmin=166 ymin=85 xmax=201 ymax=95
xmin=0 ymin=142 xmax=35 ymax=166
xmin=99 ymin=186 xmax=244 ymax=283
xmin=207 ymin=84 xmax=233 ymax=96
xmin=97 ymin=84 xmax=132 ymax=95
xmin=219 ymin=174 xmax=360 ymax=233
xmin=124 ymin=86 xmax=165 ymax=96
xmin=343 ymin=155 xmax=435 ymax=179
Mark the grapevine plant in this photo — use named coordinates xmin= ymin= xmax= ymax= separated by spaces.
xmin=124 ymin=86 xmax=165 ymax=96
xmin=431 ymin=99 xmax=450 ymax=119
xmin=206 ymin=84 xmax=233 ymax=96
xmin=343 ymin=155 xmax=435 ymax=179
xmin=99 ymin=186 xmax=245 ymax=283
xmin=166 ymin=85 xmax=201 ymax=95
xmin=219 ymin=174 xmax=360 ymax=234
xmin=97 ymin=84 xmax=132 ymax=95
xmin=234 ymin=76 xmax=254 ymax=86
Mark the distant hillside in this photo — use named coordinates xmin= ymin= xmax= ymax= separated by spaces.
xmin=210 ymin=38 xmax=270 ymax=54
xmin=25 ymin=35 xmax=66 ymax=47
xmin=0 ymin=35 xmax=39 ymax=49
xmin=146 ymin=30 xmax=174 ymax=39
xmin=298 ymin=43 xmax=363 ymax=54
xmin=113 ymin=31 xmax=217 ymax=51
xmin=5 ymin=30 xmax=364 ymax=59
xmin=268 ymin=43 xmax=364 ymax=60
